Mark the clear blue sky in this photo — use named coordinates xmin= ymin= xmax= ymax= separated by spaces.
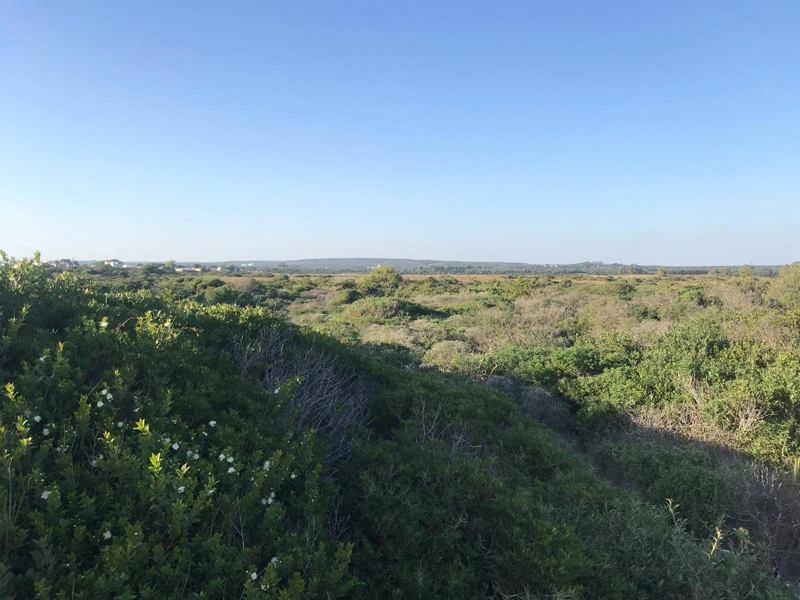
xmin=2 ymin=1 xmax=798 ymax=265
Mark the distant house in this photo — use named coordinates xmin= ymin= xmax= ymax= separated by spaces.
xmin=103 ymin=260 xmax=123 ymax=268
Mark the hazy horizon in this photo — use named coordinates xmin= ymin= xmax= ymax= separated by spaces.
xmin=24 ymin=255 xmax=788 ymax=269
xmin=2 ymin=2 xmax=799 ymax=264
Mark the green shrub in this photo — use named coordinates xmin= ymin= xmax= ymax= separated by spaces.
xmin=627 ymin=303 xmax=660 ymax=321
xmin=329 ymin=288 xmax=362 ymax=306
xmin=472 ymin=276 xmax=546 ymax=301
xmin=343 ymin=298 xmax=407 ymax=321
xmin=0 ymin=256 xmax=792 ymax=599
xmin=342 ymin=298 xmax=440 ymax=322
xmin=597 ymin=443 xmax=730 ymax=536
xmin=401 ymin=276 xmax=461 ymax=297
xmin=357 ymin=266 xmax=402 ymax=297
xmin=421 ymin=340 xmax=475 ymax=369
xmin=595 ymin=280 xmax=637 ymax=299
xmin=0 ymin=256 xmax=357 ymax=599
xmin=768 ymin=262 xmax=800 ymax=307
xmin=675 ymin=287 xmax=721 ymax=307
xmin=201 ymin=285 xmax=256 ymax=306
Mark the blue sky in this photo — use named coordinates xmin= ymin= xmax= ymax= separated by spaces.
xmin=1 ymin=1 xmax=798 ymax=264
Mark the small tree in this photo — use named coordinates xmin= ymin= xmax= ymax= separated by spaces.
xmin=625 ymin=264 xmax=641 ymax=275
xmin=357 ymin=266 xmax=402 ymax=297
xmin=657 ymin=267 xmax=667 ymax=278
xmin=739 ymin=264 xmax=755 ymax=278
xmin=140 ymin=263 xmax=162 ymax=275
xmin=768 ymin=262 xmax=800 ymax=306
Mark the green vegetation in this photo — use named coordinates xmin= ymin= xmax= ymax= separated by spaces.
xmin=356 ymin=266 xmax=403 ymax=297
xmin=2 ymin=254 xmax=800 ymax=598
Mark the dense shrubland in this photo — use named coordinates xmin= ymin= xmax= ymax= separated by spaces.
xmin=289 ymin=265 xmax=800 ymax=587
xmin=2 ymin=255 xmax=798 ymax=598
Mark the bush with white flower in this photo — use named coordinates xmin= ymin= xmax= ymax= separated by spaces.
xmin=0 ymin=253 xmax=356 ymax=599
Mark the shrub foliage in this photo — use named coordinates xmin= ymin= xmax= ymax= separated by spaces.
xmin=0 ymin=255 xmax=794 ymax=599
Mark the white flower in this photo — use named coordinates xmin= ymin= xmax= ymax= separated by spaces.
xmin=117 ymin=421 xmax=123 ymax=428
xmin=99 ymin=319 xmax=108 ymax=329
xmin=186 ymin=450 xmax=193 ymax=457
xmin=91 ymin=459 xmax=98 ymax=467
xmin=42 ymin=428 xmax=50 ymax=436
xmin=39 ymin=356 xmax=46 ymax=362
xmin=172 ymin=442 xmax=179 ymax=450
xmin=227 ymin=456 xmax=234 ymax=463
xmin=218 ymin=453 xmax=226 ymax=461
xmin=290 ymin=473 xmax=297 ymax=479
xmin=33 ymin=415 xmax=41 ymax=423
xmin=267 ymin=491 xmax=275 ymax=505
xmin=103 ymin=530 xmax=112 ymax=540
xmin=41 ymin=490 xmax=51 ymax=500
xmin=133 ymin=407 xmax=140 ymax=413
xmin=201 ymin=431 xmax=208 ymax=437
xmin=164 ymin=437 xmax=171 ymax=444
xmin=270 ymin=556 xmax=278 ymax=565
xmin=193 ymin=453 xmax=199 ymax=460
xmin=227 ymin=467 xmax=235 ymax=474
xmin=273 ymin=389 xmax=279 ymax=394
xmin=208 ymin=421 xmax=216 ymax=427
xmin=105 ymin=393 xmax=113 ymax=400
xmin=96 ymin=400 xmax=104 ymax=408
xmin=261 ymin=497 xmax=267 ymax=505
xmin=263 ymin=460 xmax=271 ymax=471
xmin=177 ymin=486 xmax=185 ymax=493
xmin=250 ymin=572 xmax=257 ymax=581
xmin=100 ymin=388 xmax=108 ymax=396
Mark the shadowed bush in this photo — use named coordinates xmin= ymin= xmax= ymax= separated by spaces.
xmin=328 ymin=288 xmax=362 ymax=306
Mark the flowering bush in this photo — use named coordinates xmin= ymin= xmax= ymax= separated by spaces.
xmin=0 ymin=254 xmax=355 ymax=598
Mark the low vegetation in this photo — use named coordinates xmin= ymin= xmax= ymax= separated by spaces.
xmin=2 ymin=254 xmax=800 ymax=598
